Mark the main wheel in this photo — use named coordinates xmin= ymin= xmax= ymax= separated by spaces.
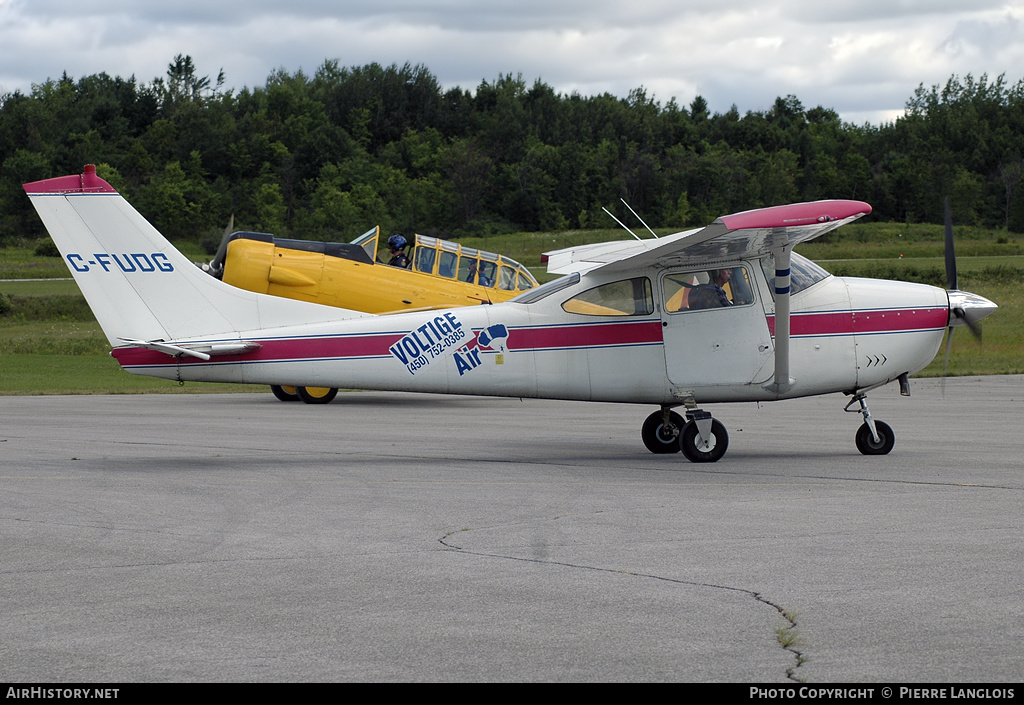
xmin=641 ymin=410 xmax=684 ymax=453
xmin=296 ymin=386 xmax=338 ymax=404
xmin=855 ymin=421 xmax=894 ymax=455
xmin=679 ymin=419 xmax=729 ymax=463
xmin=271 ymin=385 xmax=301 ymax=402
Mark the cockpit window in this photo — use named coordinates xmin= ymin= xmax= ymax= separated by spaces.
xmin=760 ymin=252 xmax=831 ymax=297
xmin=663 ymin=266 xmax=754 ymax=312
xmin=561 ymin=277 xmax=654 ymax=317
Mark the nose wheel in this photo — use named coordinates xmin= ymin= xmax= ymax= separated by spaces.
xmin=855 ymin=420 xmax=895 ymax=455
xmin=846 ymin=393 xmax=895 ymax=455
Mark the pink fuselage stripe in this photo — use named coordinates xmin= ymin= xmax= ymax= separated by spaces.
xmin=766 ymin=308 xmax=948 ymax=336
xmin=507 ymin=320 xmax=664 ymax=351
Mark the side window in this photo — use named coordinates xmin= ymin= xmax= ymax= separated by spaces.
xmin=516 ymin=269 xmax=535 ymax=291
xmin=437 ymin=251 xmax=457 ymax=279
xmin=477 ymin=260 xmax=497 ymax=287
xmin=663 ymin=266 xmax=754 ymax=313
xmin=562 ymin=277 xmax=654 ymax=317
xmin=415 ymin=246 xmax=436 ymax=275
xmin=458 ymin=256 xmax=478 ymax=283
xmin=498 ymin=266 xmax=516 ymax=291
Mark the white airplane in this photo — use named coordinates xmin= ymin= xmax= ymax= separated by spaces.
xmin=24 ymin=165 xmax=997 ymax=462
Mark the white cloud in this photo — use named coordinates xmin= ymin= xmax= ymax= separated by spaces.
xmin=1 ymin=0 xmax=1022 ymax=125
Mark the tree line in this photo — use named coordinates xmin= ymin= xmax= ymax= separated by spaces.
xmin=2 ymin=55 xmax=1023 ymax=245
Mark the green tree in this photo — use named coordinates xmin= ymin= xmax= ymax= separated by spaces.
xmin=137 ymin=155 xmax=218 ymax=240
xmin=154 ymin=54 xmax=225 ymax=115
xmin=443 ymin=138 xmax=493 ymax=225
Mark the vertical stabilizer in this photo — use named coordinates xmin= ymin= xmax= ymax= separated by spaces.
xmin=24 ymin=165 xmax=362 ymax=346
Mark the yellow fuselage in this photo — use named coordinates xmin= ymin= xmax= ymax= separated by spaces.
xmin=220 ymin=230 xmax=537 ymax=314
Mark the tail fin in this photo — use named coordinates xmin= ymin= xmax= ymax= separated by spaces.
xmin=24 ymin=165 xmax=363 ymax=346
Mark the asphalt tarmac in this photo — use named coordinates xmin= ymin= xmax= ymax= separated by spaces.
xmin=2 ymin=375 xmax=1022 ymax=683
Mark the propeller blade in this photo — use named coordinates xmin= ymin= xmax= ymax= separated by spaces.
xmin=941 ymin=326 xmax=954 ymax=397
xmin=962 ymin=313 xmax=983 ymax=341
xmin=944 ymin=196 xmax=957 ymax=291
xmin=968 ymin=320 xmax=982 ymax=340
xmin=940 ymin=197 xmax=994 ymax=394
xmin=210 ymin=214 xmax=235 ymax=273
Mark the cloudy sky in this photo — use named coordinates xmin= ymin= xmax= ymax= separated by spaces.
xmin=1 ymin=0 xmax=1021 ymax=125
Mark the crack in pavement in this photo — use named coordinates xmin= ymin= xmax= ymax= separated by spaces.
xmin=440 ymin=532 xmax=806 ymax=681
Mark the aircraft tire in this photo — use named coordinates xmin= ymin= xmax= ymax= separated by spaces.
xmin=641 ymin=410 xmax=684 ymax=453
xmin=297 ymin=386 xmax=339 ymax=404
xmin=679 ymin=419 xmax=728 ymax=463
xmin=855 ymin=421 xmax=894 ymax=455
xmin=271 ymin=385 xmax=301 ymax=402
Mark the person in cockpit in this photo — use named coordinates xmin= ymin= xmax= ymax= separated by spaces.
xmin=387 ymin=234 xmax=410 ymax=268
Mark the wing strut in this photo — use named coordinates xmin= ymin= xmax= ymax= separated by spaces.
xmin=764 ymin=246 xmax=795 ymax=395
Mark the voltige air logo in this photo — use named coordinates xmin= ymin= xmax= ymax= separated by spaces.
xmin=389 ymin=312 xmax=467 ymax=375
xmin=66 ymin=253 xmax=174 ymax=273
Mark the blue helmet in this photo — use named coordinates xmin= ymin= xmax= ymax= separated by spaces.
xmin=388 ymin=234 xmax=407 ymax=252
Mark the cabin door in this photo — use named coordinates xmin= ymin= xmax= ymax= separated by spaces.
xmin=659 ymin=264 xmax=773 ymax=387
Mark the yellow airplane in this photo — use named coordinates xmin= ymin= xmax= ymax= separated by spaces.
xmin=209 ymin=226 xmax=538 ymax=403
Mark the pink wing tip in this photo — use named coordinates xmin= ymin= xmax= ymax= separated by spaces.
xmin=23 ymin=164 xmax=118 ymax=195
xmin=720 ymin=200 xmax=872 ymax=230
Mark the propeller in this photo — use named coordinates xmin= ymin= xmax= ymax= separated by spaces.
xmin=941 ymin=197 xmax=990 ymax=390
xmin=208 ymin=214 xmax=235 ymax=278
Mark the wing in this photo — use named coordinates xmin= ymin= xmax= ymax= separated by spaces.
xmin=544 ymin=200 xmax=872 ymax=275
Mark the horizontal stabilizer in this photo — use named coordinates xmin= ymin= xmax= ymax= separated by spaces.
xmin=118 ymin=338 xmax=263 ymax=361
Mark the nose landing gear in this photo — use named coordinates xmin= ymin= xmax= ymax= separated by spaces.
xmin=846 ymin=393 xmax=895 ymax=455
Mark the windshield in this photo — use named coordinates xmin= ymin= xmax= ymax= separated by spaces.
xmin=760 ymin=252 xmax=830 ymax=297
xmin=350 ymin=227 xmax=379 ymax=261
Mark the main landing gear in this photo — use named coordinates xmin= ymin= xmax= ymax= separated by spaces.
xmin=271 ymin=385 xmax=301 ymax=402
xmin=643 ymin=390 xmax=898 ymax=462
xmin=270 ymin=385 xmax=339 ymax=404
xmin=845 ymin=393 xmax=895 ymax=455
xmin=642 ymin=405 xmax=729 ymax=463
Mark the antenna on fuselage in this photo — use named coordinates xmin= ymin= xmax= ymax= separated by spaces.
xmin=602 ymin=207 xmax=642 ymax=241
xmin=620 ymin=199 xmax=659 ymax=239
